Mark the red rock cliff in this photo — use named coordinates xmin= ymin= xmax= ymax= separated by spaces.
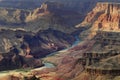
xmin=76 ymin=2 xmax=120 ymax=32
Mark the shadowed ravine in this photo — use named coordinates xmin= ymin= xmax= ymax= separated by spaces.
xmin=47 ymin=35 xmax=81 ymax=57
xmin=41 ymin=35 xmax=81 ymax=68
xmin=0 ymin=35 xmax=81 ymax=76
xmin=0 ymin=1 xmax=120 ymax=80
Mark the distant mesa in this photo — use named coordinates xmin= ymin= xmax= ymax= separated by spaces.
xmin=26 ymin=1 xmax=64 ymax=22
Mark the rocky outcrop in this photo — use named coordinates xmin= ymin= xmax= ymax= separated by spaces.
xmin=0 ymin=1 xmax=83 ymax=33
xmin=0 ymin=28 xmax=76 ymax=70
xmin=43 ymin=40 xmax=95 ymax=79
xmin=0 ymin=29 xmax=31 ymax=53
xmin=0 ymin=8 xmax=29 ymax=25
xmin=0 ymin=1 xmax=118 ymax=34
xmin=0 ymin=28 xmax=75 ymax=57
xmin=26 ymin=1 xmax=82 ymax=32
xmin=26 ymin=1 xmax=64 ymax=22
xmin=23 ymin=28 xmax=75 ymax=58
xmin=76 ymin=2 xmax=120 ymax=39
xmin=0 ymin=46 xmax=43 ymax=71
xmin=56 ymin=57 xmax=84 ymax=79
xmin=71 ymin=30 xmax=120 ymax=80
xmin=77 ymin=2 xmax=120 ymax=31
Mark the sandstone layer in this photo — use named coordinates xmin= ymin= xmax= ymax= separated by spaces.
xmin=76 ymin=2 xmax=120 ymax=40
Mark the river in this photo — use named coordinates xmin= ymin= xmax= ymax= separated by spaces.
xmin=47 ymin=36 xmax=81 ymax=57
xmin=44 ymin=36 xmax=81 ymax=68
xmin=0 ymin=36 xmax=81 ymax=75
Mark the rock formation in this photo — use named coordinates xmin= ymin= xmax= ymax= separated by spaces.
xmin=0 ymin=1 xmax=120 ymax=80
xmin=23 ymin=28 xmax=76 ymax=58
xmin=0 ymin=28 xmax=75 ymax=57
xmin=25 ymin=1 xmax=82 ymax=33
xmin=0 ymin=1 xmax=83 ymax=33
xmin=0 ymin=28 xmax=76 ymax=70
xmin=0 ymin=8 xmax=29 ymax=25
xmin=0 ymin=46 xmax=43 ymax=71
xmin=26 ymin=1 xmax=64 ymax=22
xmin=76 ymin=2 xmax=120 ymax=39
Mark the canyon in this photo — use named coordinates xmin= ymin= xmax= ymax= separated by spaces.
xmin=0 ymin=1 xmax=120 ymax=80
xmin=77 ymin=2 xmax=120 ymax=39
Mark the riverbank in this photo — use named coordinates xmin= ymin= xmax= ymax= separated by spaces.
xmin=0 ymin=35 xmax=81 ymax=79
xmin=47 ymin=36 xmax=81 ymax=57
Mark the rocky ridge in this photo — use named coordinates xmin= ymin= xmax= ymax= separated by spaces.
xmin=26 ymin=1 xmax=64 ymax=22
xmin=0 ymin=1 xmax=120 ymax=80
xmin=40 ymin=2 xmax=120 ymax=80
xmin=71 ymin=2 xmax=120 ymax=80
xmin=0 ymin=28 xmax=75 ymax=71
xmin=76 ymin=2 xmax=120 ymax=39
xmin=0 ymin=1 xmax=83 ymax=33
xmin=0 ymin=8 xmax=29 ymax=25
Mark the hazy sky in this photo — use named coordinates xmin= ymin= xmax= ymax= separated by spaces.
xmin=0 ymin=0 xmax=120 ymax=1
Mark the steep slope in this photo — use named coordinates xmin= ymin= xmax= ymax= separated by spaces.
xmin=0 ymin=8 xmax=29 ymax=25
xmin=25 ymin=1 xmax=83 ymax=33
xmin=0 ymin=28 xmax=75 ymax=70
xmin=76 ymin=2 xmax=120 ymax=39
xmin=40 ymin=2 xmax=120 ymax=80
xmin=71 ymin=3 xmax=120 ymax=80
xmin=0 ymin=1 xmax=82 ymax=71
xmin=0 ymin=28 xmax=75 ymax=56
xmin=73 ymin=55 xmax=120 ymax=80
xmin=43 ymin=40 xmax=95 ymax=80
xmin=0 ymin=1 xmax=83 ymax=33
xmin=3 ymin=1 xmax=120 ymax=33
xmin=23 ymin=28 xmax=76 ymax=58
xmin=0 ymin=50 xmax=43 ymax=71
xmin=0 ymin=1 xmax=120 ymax=80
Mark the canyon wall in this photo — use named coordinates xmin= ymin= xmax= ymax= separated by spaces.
xmin=76 ymin=2 xmax=120 ymax=39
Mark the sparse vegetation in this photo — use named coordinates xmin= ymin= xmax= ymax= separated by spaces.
xmin=15 ymin=68 xmax=31 ymax=72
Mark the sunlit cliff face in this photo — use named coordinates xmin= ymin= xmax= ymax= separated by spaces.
xmin=76 ymin=2 xmax=120 ymax=39
xmin=77 ymin=2 xmax=120 ymax=32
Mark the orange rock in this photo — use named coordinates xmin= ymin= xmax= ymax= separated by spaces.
xmin=77 ymin=2 xmax=120 ymax=32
